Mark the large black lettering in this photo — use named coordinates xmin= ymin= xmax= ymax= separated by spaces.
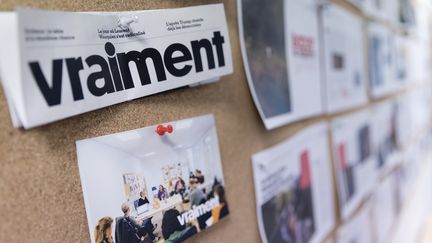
xmin=85 ymin=55 xmax=115 ymax=96
xmin=212 ymin=31 xmax=226 ymax=67
xmin=117 ymin=48 xmax=166 ymax=88
xmin=65 ymin=57 xmax=84 ymax=101
xmin=164 ymin=43 xmax=193 ymax=77
xmin=105 ymin=42 xmax=124 ymax=92
xmin=29 ymin=59 xmax=63 ymax=106
xmin=191 ymin=39 xmax=215 ymax=72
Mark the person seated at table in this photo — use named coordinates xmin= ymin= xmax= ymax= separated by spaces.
xmin=115 ymin=203 xmax=159 ymax=243
xmin=158 ymin=185 xmax=168 ymax=201
xmin=194 ymin=170 xmax=205 ymax=184
xmin=190 ymin=178 xmax=211 ymax=230
xmin=189 ymin=179 xmax=205 ymax=207
xmin=137 ymin=191 xmax=150 ymax=207
xmin=211 ymin=184 xmax=229 ymax=223
xmin=162 ymin=209 xmax=197 ymax=243
xmin=174 ymin=177 xmax=186 ymax=195
xmin=95 ymin=217 xmax=114 ymax=243
xmin=136 ymin=191 xmax=157 ymax=227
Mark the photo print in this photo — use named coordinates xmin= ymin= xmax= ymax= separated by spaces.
xmin=76 ymin=114 xmax=229 ymax=243
xmin=321 ymin=4 xmax=368 ymax=113
xmin=252 ymin=123 xmax=335 ymax=243
xmin=238 ymin=0 xmax=322 ymax=129
xmin=331 ymin=109 xmax=378 ymax=219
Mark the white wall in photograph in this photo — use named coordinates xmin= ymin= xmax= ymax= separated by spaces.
xmin=252 ymin=123 xmax=335 ymax=243
xmin=331 ymin=109 xmax=378 ymax=220
xmin=238 ymin=0 xmax=322 ymax=130
xmin=321 ymin=4 xmax=368 ymax=113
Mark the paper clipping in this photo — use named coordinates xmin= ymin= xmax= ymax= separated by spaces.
xmin=321 ymin=3 xmax=368 ymax=113
xmin=252 ymin=123 xmax=335 ymax=243
xmin=331 ymin=109 xmax=377 ymax=219
xmin=238 ymin=0 xmax=322 ymax=129
xmin=0 ymin=4 xmax=233 ymax=128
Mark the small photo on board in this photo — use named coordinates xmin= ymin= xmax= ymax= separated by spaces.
xmin=252 ymin=123 xmax=335 ymax=243
xmin=238 ymin=0 xmax=322 ymax=129
xmin=76 ymin=114 xmax=228 ymax=243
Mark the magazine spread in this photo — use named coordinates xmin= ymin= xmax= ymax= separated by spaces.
xmin=252 ymin=123 xmax=335 ymax=243
xmin=0 ymin=4 xmax=233 ymax=128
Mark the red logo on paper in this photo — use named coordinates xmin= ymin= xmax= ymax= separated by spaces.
xmin=292 ymin=34 xmax=314 ymax=57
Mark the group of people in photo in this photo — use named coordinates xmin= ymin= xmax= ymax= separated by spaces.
xmin=94 ymin=170 xmax=229 ymax=243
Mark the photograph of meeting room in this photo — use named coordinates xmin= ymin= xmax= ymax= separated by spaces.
xmin=238 ymin=0 xmax=322 ymax=129
xmin=76 ymin=114 xmax=229 ymax=243
xmin=331 ymin=110 xmax=378 ymax=219
xmin=253 ymin=123 xmax=336 ymax=243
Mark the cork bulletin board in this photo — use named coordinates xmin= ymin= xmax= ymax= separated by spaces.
xmin=0 ymin=0 xmax=411 ymax=242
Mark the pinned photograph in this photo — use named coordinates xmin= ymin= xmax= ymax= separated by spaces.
xmin=76 ymin=114 xmax=228 ymax=243
xmin=252 ymin=123 xmax=335 ymax=243
xmin=238 ymin=0 xmax=322 ymax=129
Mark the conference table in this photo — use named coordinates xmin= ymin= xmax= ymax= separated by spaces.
xmin=136 ymin=194 xmax=184 ymax=220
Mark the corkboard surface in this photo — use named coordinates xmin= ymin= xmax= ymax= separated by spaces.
xmin=0 ymin=0 xmax=396 ymax=243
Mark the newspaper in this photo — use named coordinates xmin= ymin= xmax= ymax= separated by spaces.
xmin=0 ymin=4 xmax=232 ymax=128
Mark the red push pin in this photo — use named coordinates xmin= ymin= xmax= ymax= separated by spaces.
xmin=156 ymin=124 xmax=173 ymax=136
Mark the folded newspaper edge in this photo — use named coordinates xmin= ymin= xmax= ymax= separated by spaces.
xmin=0 ymin=4 xmax=232 ymax=129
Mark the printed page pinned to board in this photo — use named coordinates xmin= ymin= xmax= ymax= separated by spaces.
xmin=252 ymin=123 xmax=336 ymax=243
xmin=238 ymin=0 xmax=323 ymax=130
xmin=0 ymin=4 xmax=233 ymax=129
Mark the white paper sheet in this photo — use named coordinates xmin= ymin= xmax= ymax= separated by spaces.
xmin=331 ymin=109 xmax=378 ymax=220
xmin=368 ymin=22 xmax=400 ymax=98
xmin=337 ymin=203 xmax=373 ymax=243
xmin=370 ymin=99 xmax=399 ymax=174
xmin=238 ymin=0 xmax=322 ymax=130
xmin=252 ymin=123 xmax=335 ymax=243
xmin=371 ymin=176 xmax=397 ymax=243
xmin=0 ymin=4 xmax=233 ymax=128
xmin=321 ymin=4 xmax=368 ymax=113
